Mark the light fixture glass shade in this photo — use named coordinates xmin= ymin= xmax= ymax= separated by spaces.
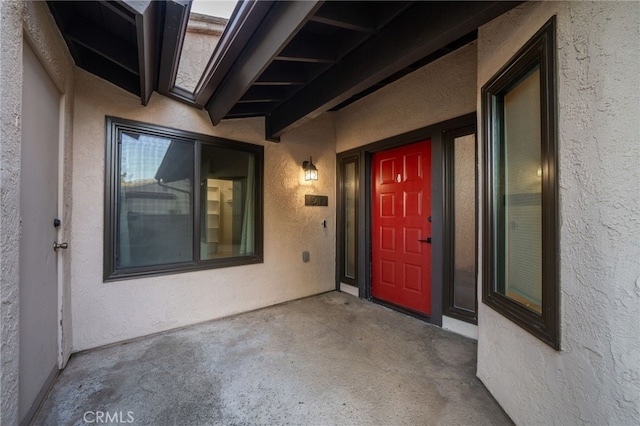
xmin=305 ymin=167 xmax=318 ymax=181
xmin=303 ymin=158 xmax=318 ymax=181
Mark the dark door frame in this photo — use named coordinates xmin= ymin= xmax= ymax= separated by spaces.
xmin=336 ymin=112 xmax=476 ymax=326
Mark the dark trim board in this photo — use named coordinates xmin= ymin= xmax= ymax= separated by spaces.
xmin=48 ymin=1 xmax=521 ymax=135
xmin=208 ymin=1 xmax=323 ymax=127
xmin=336 ymin=113 xmax=477 ymax=327
xmin=266 ymin=2 xmax=521 ymax=139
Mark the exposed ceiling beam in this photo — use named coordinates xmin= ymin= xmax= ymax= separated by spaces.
xmin=254 ymin=62 xmax=318 ymax=86
xmin=266 ymin=1 xmax=521 ymax=139
xmin=309 ymin=2 xmax=376 ymax=32
xmin=206 ymin=0 xmax=323 ymax=129
xmin=103 ymin=1 xmax=137 ymax=24
xmin=227 ymin=103 xmax=277 ymax=118
xmin=120 ymin=0 xmax=160 ymax=105
xmin=64 ymin=23 xmax=139 ymax=75
xmin=276 ymin=33 xmax=336 ymax=63
xmin=194 ymin=0 xmax=275 ymax=107
xmin=239 ymin=86 xmax=296 ymax=103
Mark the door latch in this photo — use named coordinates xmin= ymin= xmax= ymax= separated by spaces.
xmin=53 ymin=241 xmax=68 ymax=251
xmin=418 ymin=238 xmax=432 ymax=244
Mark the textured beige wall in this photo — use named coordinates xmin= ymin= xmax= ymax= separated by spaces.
xmin=70 ymin=69 xmax=336 ymax=352
xmin=335 ymin=42 xmax=477 ymax=152
xmin=476 ymin=2 xmax=640 ymax=424
xmin=0 ymin=1 xmax=75 ymax=423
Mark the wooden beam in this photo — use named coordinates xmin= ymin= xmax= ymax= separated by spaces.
xmin=239 ymin=86 xmax=295 ymax=103
xmin=266 ymin=1 xmax=521 ymax=139
xmin=103 ymin=1 xmax=137 ymax=24
xmin=309 ymin=2 xmax=375 ymax=32
xmin=255 ymin=62 xmax=310 ymax=85
xmin=227 ymin=103 xmax=277 ymax=117
xmin=65 ymin=23 xmax=139 ymax=75
xmin=276 ymin=33 xmax=336 ymax=63
xmin=134 ymin=1 xmax=159 ymax=105
xmin=206 ymin=1 xmax=323 ymax=125
xmin=119 ymin=0 xmax=161 ymax=105
xmin=193 ymin=0 xmax=274 ymax=106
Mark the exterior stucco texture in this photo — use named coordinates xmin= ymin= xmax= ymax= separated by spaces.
xmin=2 ymin=1 xmax=640 ymax=425
xmin=336 ymin=42 xmax=477 ymax=153
xmin=70 ymin=69 xmax=337 ymax=352
xmin=476 ymin=2 xmax=640 ymax=425
xmin=1 ymin=1 xmax=75 ymax=423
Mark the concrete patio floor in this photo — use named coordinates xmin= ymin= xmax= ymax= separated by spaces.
xmin=34 ymin=291 xmax=512 ymax=425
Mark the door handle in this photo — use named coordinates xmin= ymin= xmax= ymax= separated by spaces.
xmin=418 ymin=238 xmax=432 ymax=244
xmin=53 ymin=241 xmax=68 ymax=251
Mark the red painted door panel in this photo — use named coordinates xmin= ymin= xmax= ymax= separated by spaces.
xmin=372 ymin=140 xmax=432 ymax=315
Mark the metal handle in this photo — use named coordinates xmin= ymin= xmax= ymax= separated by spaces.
xmin=53 ymin=242 xmax=68 ymax=251
xmin=418 ymin=238 xmax=432 ymax=244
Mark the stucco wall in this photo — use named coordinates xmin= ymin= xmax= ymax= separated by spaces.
xmin=335 ymin=42 xmax=477 ymax=153
xmin=70 ymin=69 xmax=336 ymax=352
xmin=476 ymin=2 xmax=640 ymax=425
xmin=0 ymin=1 xmax=75 ymax=423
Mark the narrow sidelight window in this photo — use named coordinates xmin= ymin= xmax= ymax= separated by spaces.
xmin=105 ymin=117 xmax=263 ymax=281
xmin=482 ymin=18 xmax=559 ymax=348
xmin=443 ymin=126 xmax=478 ymax=324
xmin=338 ymin=155 xmax=359 ymax=285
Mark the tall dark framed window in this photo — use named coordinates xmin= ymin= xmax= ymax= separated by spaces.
xmin=104 ymin=117 xmax=263 ymax=281
xmin=481 ymin=17 xmax=559 ymax=349
xmin=337 ymin=154 xmax=359 ymax=286
xmin=443 ymin=125 xmax=478 ymax=324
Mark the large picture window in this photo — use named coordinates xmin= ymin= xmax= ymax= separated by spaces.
xmin=104 ymin=117 xmax=263 ymax=281
xmin=481 ymin=18 xmax=559 ymax=348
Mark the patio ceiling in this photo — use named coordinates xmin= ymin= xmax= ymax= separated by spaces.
xmin=47 ymin=0 xmax=520 ymax=141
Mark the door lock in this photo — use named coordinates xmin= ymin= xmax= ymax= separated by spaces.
xmin=53 ymin=241 xmax=68 ymax=251
xmin=418 ymin=238 xmax=432 ymax=244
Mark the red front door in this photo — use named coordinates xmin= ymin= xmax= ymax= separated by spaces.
xmin=372 ymin=140 xmax=432 ymax=315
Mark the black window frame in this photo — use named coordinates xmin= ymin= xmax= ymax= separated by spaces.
xmin=443 ymin=124 xmax=478 ymax=324
xmin=481 ymin=17 xmax=559 ymax=349
xmin=336 ymin=154 xmax=360 ymax=287
xmin=104 ymin=116 xmax=264 ymax=281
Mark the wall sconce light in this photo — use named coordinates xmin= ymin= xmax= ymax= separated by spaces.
xmin=302 ymin=157 xmax=318 ymax=181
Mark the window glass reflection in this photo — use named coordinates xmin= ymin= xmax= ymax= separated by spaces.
xmin=497 ymin=66 xmax=543 ymax=314
xmin=118 ymin=132 xmax=194 ymax=268
xmin=453 ymin=134 xmax=476 ymax=312
xmin=344 ymin=161 xmax=357 ymax=279
xmin=200 ymin=145 xmax=256 ymax=259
